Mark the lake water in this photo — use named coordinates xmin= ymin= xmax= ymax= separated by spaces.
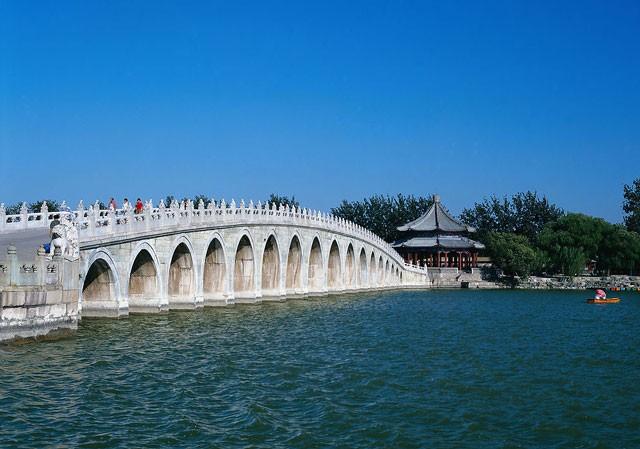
xmin=1 ymin=290 xmax=639 ymax=448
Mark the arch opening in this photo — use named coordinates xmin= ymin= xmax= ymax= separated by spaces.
xmin=169 ymin=243 xmax=195 ymax=299
xmin=261 ymin=235 xmax=280 ymax=294
xmin=307 ymin=238 xmax=324 ymax=292
xmin=129 ymin=249 xmax=159 ymax=298
xmin=83 ymin=258 xmax=116 ymax=305
xmin=234 ymin=236 xmax=255 ymax=294
xmin=345 ymin=244 xmax=356 ymax=288
xmin=370 ymin=253 xmax=376 ymax=286
xmin=328 ymin=241 xmax=342 ymax=290
xmin=378 ymin=256 xmax=384 ymax=287
xmin=359 ymin=249 xmax=368 ymax=288
xmin=286 ymin=236 xmax=302 ymax=292
xmin=385 ymin=260 xmax=390 ymax=286
xmin=203 ymin=238 xmax=225 ymax=297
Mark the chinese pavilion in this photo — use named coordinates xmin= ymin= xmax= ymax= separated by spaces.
xmin=392 ymin=195 xmax=485 ymax=269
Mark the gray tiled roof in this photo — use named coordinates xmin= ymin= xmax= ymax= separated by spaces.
xmin=391 ymin=235 xmax=485 ymax=250
xmin=397 ymin=196 xmax=475 ymax=233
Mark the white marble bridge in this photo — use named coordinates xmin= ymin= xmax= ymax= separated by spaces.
xmin=0 ymin=200 xmax=429 ymax=322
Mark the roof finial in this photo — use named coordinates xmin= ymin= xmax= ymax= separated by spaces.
xmin=433 ymin=194 xmax=441 ymax=203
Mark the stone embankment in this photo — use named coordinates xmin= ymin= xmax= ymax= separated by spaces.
xmin=517 ymin=275 xmax=640 ymax=291
xmin=0 ymin=246 xmax=80 ymax=342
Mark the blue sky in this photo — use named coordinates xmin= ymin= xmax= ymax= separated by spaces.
xmin=1 ymin=1 xmax=639 ymax=222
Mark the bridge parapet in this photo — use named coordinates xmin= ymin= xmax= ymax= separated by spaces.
xmin=0 ymin=245 xmax=80 ymax=342
xmin=2 ymin=199 xmax=419 ymax=268
xmin=75 ymin=199 xmax=398 ymax=256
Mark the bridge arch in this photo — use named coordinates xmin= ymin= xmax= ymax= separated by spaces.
xmin=127 ymin=242 xmax=162 ymax=311
xmin=234 ymin=233 xmax=256 ymax=296
xmin=327 ymin=240 xmax=342 ymax=291
xmin=345 ymin=243 xmax=356 ymax=288
xmin=286 ymin=234 xmax=303 ymax=293
xmin=377 ymin=256 xmax=384 ymax=286
xmin=307 ymin=236 xmax=324 ymax=293
xmin=261 ymin=234 xmax=281 ymax=296
xmin=385 ymin=260 xmax=390 ymax=286
xmin=81 ymin=249 xmax=121 ymax=315
xmin=370 ymin=253 xmax=376 ymax=286
xmin=167 ymin=236 xmax=196 ymax=305
xmin=202 ymin=234 xmax=227 ymax=300
xmin=358 ymin=248 xmax=368 ymax=288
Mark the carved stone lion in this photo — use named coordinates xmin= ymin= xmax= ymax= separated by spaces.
xmin=49 ymin=214 xmax=79 ymax=258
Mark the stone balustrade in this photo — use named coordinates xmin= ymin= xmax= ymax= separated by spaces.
xmin=0 ymin=199 xmax=426 ymax=274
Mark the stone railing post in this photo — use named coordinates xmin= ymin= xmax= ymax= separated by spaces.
xmin=0 ymin=203 xmax=5 ymax=232
xmin=20 ymin=202 xmax=28 ymax=229
xmin=106 ymin=206 xmax=115 ymax=235
xmin=229 ymin=199 xmax=236 ymax=223
xmin=158 ymin=199 xmax=166 ymax=228
xmin=37 ymin=245 xmax=47 ymax=284
xmin=87 ymin=205 xmax=95 ymax=237
xmin=189 ymin=200 xmax=195 ymax=225
xmin=126 ymin=207 xmax=133 ymax=233
xmin=206 ymin=199 xmax=215 ymax=224
xmin=75 ymin=201 xmax=84 ymax=235
xmin=7 ymin=245 xmax=18 ymax=285
xmin=40 ymin=201 xmax=49 ymax=227
xmin=237 ymin=199 xmax=243 ymax=221
xmin=145 ymin=200 xmax=152 ymax=231
xmin=197 ymin=199 xmax=205 ymax=224
xmin=93 ymin=201 xmax=101 ymax=236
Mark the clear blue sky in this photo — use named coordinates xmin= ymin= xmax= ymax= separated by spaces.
xmin=1 ymin=1 xmax=638 ymax=222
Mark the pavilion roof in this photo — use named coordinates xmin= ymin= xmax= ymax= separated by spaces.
xmin=391 ymin=235 xmax=485 ymax=250
xmin=397 ymin=195 xmax=475 ymax=233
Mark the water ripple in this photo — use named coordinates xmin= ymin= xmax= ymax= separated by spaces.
xmin=1 ymin=290 xmax=639 ymax=448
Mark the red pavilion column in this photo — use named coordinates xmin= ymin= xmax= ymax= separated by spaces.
xmin=458 ymin=251 xmax=462 ymax=270
xmin=472 ymin=252 xmax=478 ymax=268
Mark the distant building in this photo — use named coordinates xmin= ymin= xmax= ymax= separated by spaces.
xmin=392 ymin=195 xmax=485 ymax=269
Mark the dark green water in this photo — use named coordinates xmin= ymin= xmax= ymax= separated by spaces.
xmin=1 ymin=290 xmax=639 ymax=448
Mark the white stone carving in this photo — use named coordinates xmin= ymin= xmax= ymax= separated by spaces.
xmin=50 ymin=215 xmax=79 ymax=258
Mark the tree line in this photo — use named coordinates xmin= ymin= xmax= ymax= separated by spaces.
xmin=330 ymin=180 xmax=640 ymax=278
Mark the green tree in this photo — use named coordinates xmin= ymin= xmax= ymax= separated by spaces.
xmin=28 ymin=200 xmax=60 ymax=213
xmin=598 ymin=225 xmax=640 ymax=275
xmin=554 ymin=246 xmax=587 ymax=276
xmin=537 ymin=213 xmax=610 ymax=275
xmin=331 ymin=194 xmax=433 ymax=242
xmin=460 ymin=191 xmax=563 ymax=241
xmin=265 ymin=194 xmax=299 ymax=209
xmin=164 ymin=195 xmax=176 ymax=207
xmin=4 ymin=202 xmax=24 ymax=214
xmin=484 ymin=232 xmax=538 ymax=278
xmin=192 ymin=194 xmax=212 ymax=208
xmin=623 ymin=178 xmax=640 ymax=233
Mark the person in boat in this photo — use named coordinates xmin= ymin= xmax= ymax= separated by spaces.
xmin=595 ymin=289 xmax=607 ymax=300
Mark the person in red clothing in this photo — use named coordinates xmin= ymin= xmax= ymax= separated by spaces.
xmin=135 ymin=198 xmax=144 ymax=214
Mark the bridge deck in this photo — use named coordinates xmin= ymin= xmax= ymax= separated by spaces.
xmin=0 ymin=228 xmax=49 ymax=260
